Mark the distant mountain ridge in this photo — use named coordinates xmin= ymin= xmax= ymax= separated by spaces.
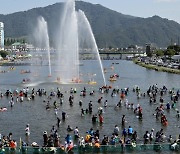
xmin=0 ymin=1 xmax=180 ymax=47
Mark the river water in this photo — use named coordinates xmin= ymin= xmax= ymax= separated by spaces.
xmin=0 ymin=60 xmax=179 ymax=146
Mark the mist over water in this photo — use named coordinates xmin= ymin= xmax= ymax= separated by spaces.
xmin=54 ymin=0 xmax=106 ymax=84
xmin=29 ymin=16 xmax=52 ymax=84
xmin=55 ymin=0 xmax=79 ymax=83
xmin=77 ymin=10 xmax=106 ymax=85
xmin=30 ymin=0 xmax=106 ymax=85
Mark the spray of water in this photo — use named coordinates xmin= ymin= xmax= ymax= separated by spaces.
xmin=55 ymin=0 xmax=79 ymax=83
xmin=33 ymin=16 xmax=52 ymax=77
xmin=55 ymin=0 xmax=106 ymax=85
xmin=77 ymin=10 xmax=106 ymax=85
xmin=31 ymin=0 xmax=106 ymax=85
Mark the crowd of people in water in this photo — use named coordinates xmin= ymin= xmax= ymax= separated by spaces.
xmin=0 ymin=83 xmax=180 ymax=152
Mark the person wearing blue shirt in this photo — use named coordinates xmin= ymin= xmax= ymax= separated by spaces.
xmin=122 ymin=128 xmax=127 ymax=137
xmin=65 ymin=134 xmax=72 ymax=144
xmin=128 ymin=126 xmax=133 ymax=135
xmin=87 ymin=128 xmax=94 ymax=136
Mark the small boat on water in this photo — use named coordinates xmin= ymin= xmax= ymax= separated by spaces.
xmin=109 ymin=77 xmax=117 ymax=82
xmin=22 ymin=79 xmax=31 ymax=84
xmin=0 ymin=70 xmax=8 ymax=73
xmin=8 ymin=66 xmax=16 ymax=70
xmin=109 ymin=74 xmax=119 ymax=82
xmin=88 ymin=79 xmax=97 ymax=85
xmin=102 ymin=85 xmax=112 ymax=89
xmin=20 ymin=70 xmax=31 ymax=74
xmin=110 ymin=74 xmax=119 ymax=78
xmin=88 ymin=76 xmax=97 ymax=85
xmin=88 ymin=81 xmax=97 ymax=85
xmin=71 ymin=78 xmax=82 ymax=83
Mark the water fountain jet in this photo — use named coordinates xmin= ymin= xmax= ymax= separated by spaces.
xmin=55 ymin=0 xmax=106 ymax=85
xmin=29 ymin=16 xmax=52 ymax=84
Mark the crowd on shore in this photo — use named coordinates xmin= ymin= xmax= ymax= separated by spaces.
xmin=0 ymin=84 xmax=180 ymax=151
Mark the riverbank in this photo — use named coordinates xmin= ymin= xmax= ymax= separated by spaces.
xmin=0 ymin=60 xmax=31 ymax=66
xmin=0 ymin=60 xmax=179 ymax=147
xmin=0 ymin=60 xmax=10 ymax=66
xmin=134 ymin=60 xmax=180 ymax=75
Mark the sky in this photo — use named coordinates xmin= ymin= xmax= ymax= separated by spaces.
xmin=0 ymin=0 xmax=180 ymax=23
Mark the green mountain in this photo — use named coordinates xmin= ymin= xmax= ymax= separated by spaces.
xmin=0 ymin=1 xmax=180 ymax=47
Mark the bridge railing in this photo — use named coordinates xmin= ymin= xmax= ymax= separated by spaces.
xmin=0 ymin=143 xmax=179 ymax=154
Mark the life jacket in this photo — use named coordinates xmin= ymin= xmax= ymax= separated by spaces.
xmin=19 ymin=92 xmax=23 ymax=97
xmin=10 ymin=141 xmax=16 ymax=148
xmin=85 ymin=135 xmax=91 ymax=142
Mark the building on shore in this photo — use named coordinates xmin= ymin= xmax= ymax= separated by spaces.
xmin=146 ymin=43 xmax=157 ymax=56
xmin=0 ymin=22 xmax=4 ymax=50
xmin=11 ymin=42 xmax=34 ymax=52
xmin=172 ymin=55 xmax=180 ymax=63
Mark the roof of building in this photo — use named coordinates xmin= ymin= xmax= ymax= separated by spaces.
xmin=172 ymin=55 xmax=180 ymax=60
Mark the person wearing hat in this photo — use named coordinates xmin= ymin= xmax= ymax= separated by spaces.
xmin=114 ymin=125 xmax=120 ymax=136
xmin=168 ymin=135 xmax=173 ymax=144
xmin=74 ymin=127 xmax=79 ymax=139
xmin=31 ymin=142 xmax=39 ymax=147
xmin=25 ymin=124 xmax=30 ymax=136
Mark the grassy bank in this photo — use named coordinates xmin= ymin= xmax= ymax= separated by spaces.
xmin=134 ymin=60 xmax=180 ymax=75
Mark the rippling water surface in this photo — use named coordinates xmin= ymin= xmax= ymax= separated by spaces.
xmin=0 ymin=60 xmax=179 ymax=145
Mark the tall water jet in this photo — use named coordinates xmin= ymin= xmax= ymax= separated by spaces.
xmin=55 ymin=0 xmax=106 ymax=85
xmin=29 ymin=0 xmax=106 ymax=85
xmin=77 ymin=10 xmax=106 ymax=85
xmin=28 ymin=16 xmax=52 ymax=85
xmin=37 ymin=16 xmax=51 ymax=77
xmin=56 ymin=0 xmax=79 ymax=83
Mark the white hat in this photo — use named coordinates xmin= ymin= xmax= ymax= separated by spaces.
xmin=43 ymin=131 xmax=47 ymax=134
xmin=31 ymin=142 xmax=38 ymax=146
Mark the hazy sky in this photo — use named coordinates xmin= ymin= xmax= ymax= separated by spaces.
xmin=0 ymin=0 xmax=180 ymax=23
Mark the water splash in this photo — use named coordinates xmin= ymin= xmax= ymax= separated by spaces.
xmin=55 ymin=0 xmax=79 ymax=83
xmin=55 ymin=0 xmax=106 ymax=85
xmin=77 ymin=10 xmax=106 ymax=85
xmin=30 ymin=0 xmax=106 ymax=85
xmin=33 ymin=16 xmax=52 ymax=77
